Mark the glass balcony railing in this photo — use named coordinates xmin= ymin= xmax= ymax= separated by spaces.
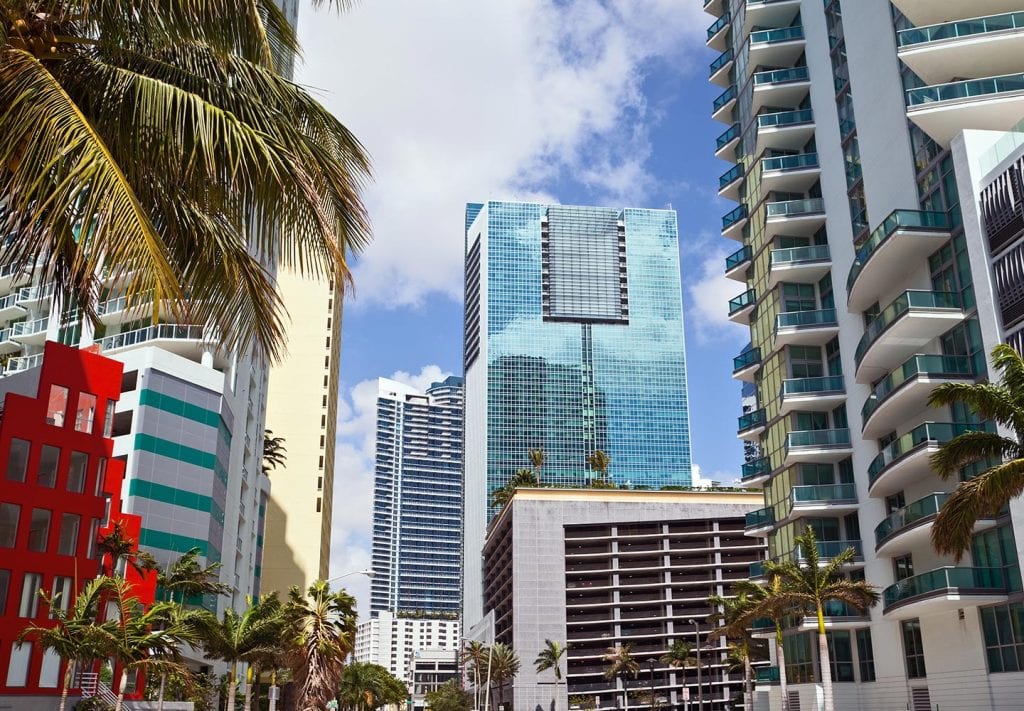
xmin=776 ymin=308 xmax=837 ymax=330
xmin=750 ymin=25 xmax=804 ymax=46
xmin=11 ymin=317 xmax=49 ymax=338
xmin=717 ymin=123 xmax=740 ymax=150
xmin=766 ymin=197 xmax=824 ymax=218
xmin=738 ymin=408 xmax=767 ymax=432
xmin=898 ymin=11 xmax=1024 ymax=48
xmin=720 ymin=164 xmax=743 ymax=190
xmin=97 ymin=291 xmax=155 ymax=317
xmin=868 ymin=421 xmax=995 ymax=487
xmin=796 ymin=539 xmax=863 ymax=561
xmin=771 ymin=243 xmax=829 ymax=266
xmin=820 ymin=600 xmax=867 ymax=617
xmin=746 ymin=507 xmax=775 ymax=529
xmin=846 ymin=210 xmax=950 ymax=294
xmin=883 ymin=567 xmax=1007 ymax=610
xmin=791 ymin=483 xmax=857 ymax=504
xmin=787 ymin=428 xmax=851 ymax=450
xmin=733 ymin=347 xmax=761 ymax=372
xmin=726 ymin=245 xmax=752 ymax=271
xmin=99 ymin=324 xmax=213 ymax=352
xmin=0 ymin=328 xmax=12 ymax=343
xmin=713 ymin=86 xmax=737 ymax=113
xmin=5 ymin=352 xmax=43 ymax=374
xmin=762 ymin=152 xmax=819 ymax=173
xmin=753 ymin=65 xmax=810 ymax=86
xmin=710 ymin=49 xmax=734 ymax=77
xmin=750 ymin=618 xmax=775 ymax=631
xmin=855 ymin=291 xmax=962 ymax=366
xmin=742 ymin=456 xmax=771 ymax=481
xmin=782 ymin=374 xmax=845 ymax=397
xmin=707 ymin=12 xmax=731 ymax=40
xmin=862 ymin=354 xmax=974 ymax=424
xmin=875 ymin=493 xmax=950 ymax=547
xmin=723 ymin=205 xmax=748 ymax=230
xmin=907 ymin=73 xmax=1024 ymax=107
xmin=755 ymin=666 xmax=780 ymax=683
xmin=0 ymin=293 xmax=22 ymax=311
xmin=16 ymin=283 xmax=54 ymax=303
xmin=729 ymin=289 xmax=757 ymax=315
xmin=758 ymin=108 xmax=814 ymax=129
xmin=749 ymin=561 xmax=766 ymax=579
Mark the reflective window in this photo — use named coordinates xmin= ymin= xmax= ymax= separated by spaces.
xmin=95 ymin=458 xmax=107 ymax=496
xmin=47 ymin=385 xmax=69 ymax=427
xmin=37 ymin=445 xmax=59 ymax=488
xmin=57 ymin=514 xmax=80 ymax=556
xmin=901 ymin=619 xmax=927 ymax=678
xmin=50 ymin=576 xmax=72 ymax=616
xmin=5 ymin=439 xmax=29 ymax=483
xmin=0 ymin=504 xmax=19 ymax=548
xmin=103 ymin=400 xmax=115 ymax=437
xmin=0 ymin=569 xmax=9 ymax=615
xmin=27 ymin=509 xmax=51 ymax=552
xmin=5 ymin=642 xmax=30 ymax=686
xmin=75 ymin=392 xmax=97 ymax=433
xmin=67 ymin=452 xmax=88 ymax=493
xmin=981 ymin=603 xmax=1024 ymax=673
xmin=18 ymin=573 xmax=42 ymax=618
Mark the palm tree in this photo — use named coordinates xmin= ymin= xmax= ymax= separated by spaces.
xmin=157 ymin=547 xmax=231 ymax=605
xmin=762 ymin=527 xmax=879 ymax=711
xmin=658 ymin=640 xmax=696 ymax=671
xmin=488 ymin=643 xmax=520 ymax=711
xmin=491 ymin=469 xmax=539 ymax=509
xmin=603 ymin=644 xmax=639 ymax=711
xmin=528 ymin=448 xmax=546 ymax=484
xmin=729 ymin=577 xmax=792 ymax=711
xmin=17 ymin=577 xmax=112 ymax=711
xmin=461 ymin=640 xmax=489 ymax=710
xmin=262 ymin=430 xmax=288 ymax=476
xmin=284 ymin=580 xmax=357 ymax=711
xmin=928 ymin=343 xmax=1024 ymax=559
xmin=534 ymin=639 xmax=566 ymax=711
xmin=197 ymin=593 xmax=284 ymax=711
xmin=707 ymin=591 xmax=760 ymax=711
xmin=587 ymin=450 xmax=611 ymax=485
xmin=0 ymin=0 xmax=371 ymax=359
xmin=339 ymin=661 xmax=407 ymax=711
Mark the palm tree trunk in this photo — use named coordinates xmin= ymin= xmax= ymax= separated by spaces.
xmin=157 ymin=672 xmax=167 ymax=711
xmin=227 ymin=661 xmax=238 ymax=711
xmin=115 ymin=670 xmax=127 ymax=711
xmin=775 ymin=628 xmax=789 ymax=711
xmin=58 ymin=664 xmax=72 ymax=711
xmin=622 ymin=676 xmax=628 ymax=711
xmin=817 ymin=611 xmax=834 ymax=711
xmin=743 ymin=655 xmax=752 ymax=711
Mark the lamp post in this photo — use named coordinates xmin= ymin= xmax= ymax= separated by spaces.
xmin=687 ymin=619 xmax=703 ymax=711
xmin=325 ymin=568 xmax=375 ymax=589
xmin=647 ymin=659 xmax=656 ymax=710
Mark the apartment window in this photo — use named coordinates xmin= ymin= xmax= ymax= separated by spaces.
xmin=19 ymin=572 xmax=43 ymax=618
xmin=66 ymin=451 xmax=88 ymax=493
xmin=783 ymin=632 xmax=815 ymax=684
xmin=5 ymin=438 xmax=29 ymax=482
xmin=103 ymin=400 xmax=115 ymax=437
xmin=58 ymin=514 xmax=80 ymax=556
xmin=5 ymin=642 xmax=30 ymax=686
xmin=47 ymin=385 xmax=69 ymax=426
xmin=316 ymin=498 xmax=322 ymax=513
xmin=901 ymin=619 xmax=927 ymax=678
xmin=75 ymin=392 xmax=97 ymax=433
xmin=37 ymin=445 xmax=60 ymax=488
xmin=28 ymin=509 xmax=51 ymax=552
xmin=855 ymin=628 xmax=876 ymax=682
xmin=87 ymin=519 xmax=100 ymax=559
xmin=894 ymin=555 xmax=914 ymax=582
xmin=981 ymin=603 xmax=1024 ymax=672
xmin=50 ymin=576 xmax=72 ymax=616
xmin=95 ymin=458 xmax=107 ymax=496
xmin=0 ymin=569 xmax=9 ymax=615
xmin=885 ymin=492 xmax=906 ymax=514
xmin=0 ymin=504 xmax=19 ymax=548
xmin=39 ymin=649 xmax=61 ymax=688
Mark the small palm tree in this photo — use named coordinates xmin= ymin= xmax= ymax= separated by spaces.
xmin=659 ymin=640 xmax=696 ymax=671
xmin=587 ymin=450 xmax=611 ymax=485
xmin=262 ymin=430 xmax=288 ymax=476
xmin=729 ymin=577 xmax=792 ymax=711
xmin=17 ymin=577 xmax=112 ymax=711
xmin=535 ymin=639 xmax=566 ymax=711
xmin=339 ymin=661 xmax=407 ymax=711
xmin=491 ymin=469 xmax=539 ymax=509
xmin=528 ymin=448 xmax=546 ymax=484
xmin=603 ymin=644 xmax=639 ymax=711
xmin=488 ymin=643 xmax=521 ymax=711
xmin=158 ymin=547 xmax=231 ymax=605
xmin=461 ymin=640 xmax=489 ymax=710
xmin=928 ymin=343 xmax=1024 ymax=559
xmin=284 ymin=581 xmax=358 ymax=711
xmin=763 ymin=527 xmax=879 ymax=711
xmin=707 ymin=591 xmax=765 ymax=711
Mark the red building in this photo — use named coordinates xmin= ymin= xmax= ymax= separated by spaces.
xmin=0 ymin=341 xmax=155 ymax=705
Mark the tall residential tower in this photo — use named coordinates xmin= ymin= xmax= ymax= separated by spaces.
xmin=462 ymin=202 xmax=694 ymax=628
xmin=706 ymin=0 xmax=1024 ymax=708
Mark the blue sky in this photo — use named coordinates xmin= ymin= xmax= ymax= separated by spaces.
xmin=296 ymin=0 xmax=749 ymax=611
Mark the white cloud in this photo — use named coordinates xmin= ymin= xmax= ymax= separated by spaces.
xmin=330 ymin=365 xmax=453 ymax=617
xmin=684 ymin=236 xmax=749 ymax=346
xmin=296 ymin=0 xmax=708 ymax=309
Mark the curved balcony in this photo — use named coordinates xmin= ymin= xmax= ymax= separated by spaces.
xmin=4 ymin=352 xmax=43 ymax=375
xmin=715 ymin=123 xmax=741 ymax=158
xmin=760 ymin=151 xmax=820 ymax=195
xmin=0 ymin=328 xmax=20 ymax=355
xmin=765 ymin=198 xmax=825 ymax=240
xmin=733 ymin=347 xmax=762 ymax=382
xmin=728 ymin=288 xmax=757 ymax=324
xmin=784 ymin=428 xmax=853 ymax=466
xmin=891 ymin=0 xmax=1021 ymax=26
xmin=725 ymin=245 xmax=752 ymax=282
xmin=779 ymin=375 xmax=846 ymax=415
xmin=755 ymin=109 xmax=815 ymax=155
xmin=722 ymin=205 xmax=748 ymax=241
xmin=0 ymin=292 xmax=27 ymax=320
xmin=799 ymin=600 xmax=871 ymax=631
xmin=741 ymin=456 xmax=771 ymax=487
xmin=787 ymin=483 xmax=859 ymax=519
xmin=846 ymin=209 xmax=952 ymax=311
xmin=768 ymin=244 xmax=830 ymax=288
xmin=706 ymin=12 xmax=731 ymax=51
xmin=898 ymin=12 xmax=1024 ymax=86
xmin=719 ymin=164 xmax=744 ymax=202
xmin=752 ymin=65 xmax=810 ymax=114
xmin=96 ymin=292 xmax=157 ymax=326
xmin=796 ymin=539 xmax=863 ymax=566
xmin=745 ymin=507 xmax=775 ymax=537
xmin=876 ymin=492 xmax=998 ymax=557
xmin=737 ymin=408 xmax=767 ymax=441
xmin=743 ymin=0 xmax=800 ymax=36
xmin=854 ymin=290 xmax=964 ymax=383
xmin=867 ymin=421 xmax=995 ymax=497
xmin=774 ymin=308 xmax=839 ymax=348
xmin=99 ymin=324 xmax=226 ymax=368
xmin=748 ymin=25 xmax=805 ymax=69
xmin=709 ymin=48 xmax=734 ymax=87
xmin=861 ymin=354 xmax=976 ymax=438
xmin=882 ymin=566 xmax=1008 ymax=619
xmin=15 ymin=283 xmax=54 ymax=307
xmin=906 ymin=72 xmax=1024 ymax=146
xmin=712 ymin=85 xmax=737 ymax=123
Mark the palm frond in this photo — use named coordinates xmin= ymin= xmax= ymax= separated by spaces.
xmin=928 ymin=382 xmax=1024 ymax=435
xmin=933 ymin=458 xmax=1024 ymax=560
xmin=929 ymin=430 xmax=1021 ymax=479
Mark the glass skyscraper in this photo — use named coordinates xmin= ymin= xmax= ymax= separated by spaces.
xmin=462 ymin=201 xmax=693 ymax=627
xmin=371 ymin=376 xmax=463 ymax=618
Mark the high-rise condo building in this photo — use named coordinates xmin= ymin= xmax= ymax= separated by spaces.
xmin=371 ymin=376 xmax=464 ymax=617
xmin=462 ymin=201 xmax=694 ymax=628
xmin=706 ymin=0 xmax=1024 ymax=708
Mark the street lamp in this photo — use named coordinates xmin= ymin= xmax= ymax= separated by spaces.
xmin=325 ymin=569 xmax=374 ymax=589
xmin=687 ymin=619 xmax=703 ymax=711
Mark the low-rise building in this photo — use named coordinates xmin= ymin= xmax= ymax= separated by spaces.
xmin=355 ymin=610 xmax=461 ymax=686
xmin=409 ymin=649 xmax=460 ymax=710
